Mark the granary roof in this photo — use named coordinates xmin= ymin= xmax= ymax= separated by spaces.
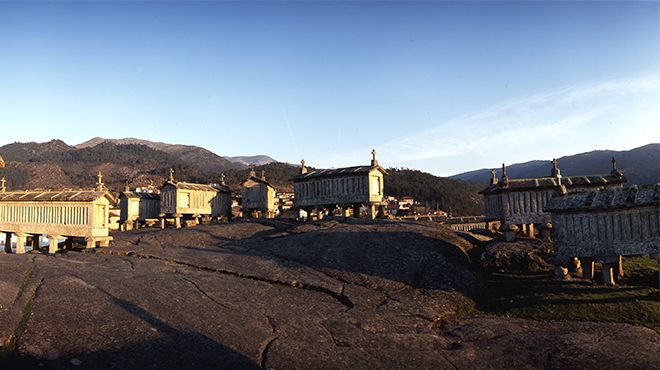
xmin=479 ymin=174 xmax=626 ymax=195
xmin=240 ymin=176 xmax=275 ymax=189
xmin=121 ymin=191 xmax=161 ymax=200
xmin=291 ymin=165 xmax=388 ymax=182
xmin=544 ymin=183 xmax=660 ymax=213
xmin=0 ymin=189 xmax=116 ymax=203
xmin=162 ymin=181 xmax=231 ymax=193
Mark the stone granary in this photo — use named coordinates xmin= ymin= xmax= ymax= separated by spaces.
xmin=159 ymin=169 xmax=232 ymax=228
xmin=479 ymin=158 xmax=626 ymax=240
xmin=118 ymin=180 xmax=161 ymax=231
xmin=545 ymin=183 xmax=660 ymax=285
xmin=291 ymin=150 xmax=388 ymax=219
xmin=240 ymin=168 xmax=276 ymax=218
xmin=0 ymin=173 xmax=114 ymax=254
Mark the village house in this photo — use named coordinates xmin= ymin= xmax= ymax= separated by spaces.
xmin=291 ymin=150 xmax=388 ymax=219
xmin=0 ymin=173 xmax=114 ymax=254
xmin=240 ymin=168 xmax=276 ymax=218
xmin=480 ymin=158 xmax=626 ymax=240
xmin=159 ymin=169 xmax=232 ymax=228
xmin=545 ymin=183 xmax=660 ymax=285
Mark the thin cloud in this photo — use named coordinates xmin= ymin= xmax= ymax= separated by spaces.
xmin=335 ymin=75 xmax=660 ymax=169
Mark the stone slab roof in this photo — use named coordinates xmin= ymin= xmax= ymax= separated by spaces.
xmin=479 ymin=174 xmax=626 ymax=195
xmin=121 ymin=191 xmax=161 ymax=200
xmin=0 ymin=189 xmax=115 ymax=203
xmin=291 ymin=165 xmax=388 ymax=181
xmin=240 ymin=176 xmax=275 ymax=189
xmin=544 ymin=183 xmax=660 ymax=212
xmin=162 ymin=181 xmax=230 ymax=193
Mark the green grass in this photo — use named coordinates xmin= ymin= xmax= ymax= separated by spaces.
xmin=474 ymin=255 xmax=659 ymax=331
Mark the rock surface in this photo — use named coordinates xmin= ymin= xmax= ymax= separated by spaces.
xmin=480 ymin=239 xmax=554 ymax=273
xmin=0 ymin=219 xmax=658 ymax=369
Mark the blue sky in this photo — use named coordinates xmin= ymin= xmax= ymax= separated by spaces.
xmin=0 ymin=1 xmax=658 ymax=176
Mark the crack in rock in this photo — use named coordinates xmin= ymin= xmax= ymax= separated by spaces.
xmin=100 ymin=250 xmax=354 ymax=309
xmin=180 ymin=276 xmax=233 ymax=310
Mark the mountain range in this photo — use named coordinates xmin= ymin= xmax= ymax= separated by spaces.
xmin=76 ymin=137 xmax=276 ymax=171
xmin=450 ymin=144 xmax=660 ymax=186
xmin=0 ymin=138 xmax=657 ymax=216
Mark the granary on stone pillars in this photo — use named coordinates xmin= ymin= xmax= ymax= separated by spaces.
xmin=291 ymin=149 xmax=388 ymax=220
xmin=545 ymin=183 xmax=660 ymax=285
xmin=479 ymin=158 xmax=626 ymax=240
xmin=159 ymin=169 xmax=232 ymax=228
xmin=119 ymin=179 xmax=161 ymax=231
xmin=213 ymin=173 xmax=233 ymax=220
xmin=0 ymin=172 xmax=115 ymax=254
xmin=240 ymin=167 xmax=276 ymax=218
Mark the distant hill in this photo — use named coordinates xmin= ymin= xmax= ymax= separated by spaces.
xmin=385 ymin=168 xmax=484 ymax=216
xmin=226 ymin=155 xmax=277 ymax=167
xmin=76 ymin=137 xmax=244 ymax=172
xmin=450 ymin=144 xmax=660 ymax=186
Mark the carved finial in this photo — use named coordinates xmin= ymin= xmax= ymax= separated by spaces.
xmin=490 ymin=169 xmax=498 ymax=186
xmin=96 ymin=172 xmax=105 ymax=191
xmin=220 ymin=172 xmax=226 ymax=185
xmin=611 ymin=157 xmax=617 ymax=171
xmin=168 ymin=168 xmax=175 ymax=182
xmin=501 ymin=163 xmax=509 ymax=185
xmin=249 ymin=164 xmax=256 ymax=178
xmin=1 ymin=177 xmax=5 ymax=192
xmin=124 ymin=178 xmax=130 ymax=192
xmin=371 ymin=149 xmax=379 ymax=166
xmin=551 ymin=158 xmax=561 ymax=179
xmin=300 ymin=159 xmax=307 ymax=174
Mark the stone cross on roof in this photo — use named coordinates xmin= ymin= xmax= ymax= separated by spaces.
xmin=169 ymin=168 xmax=175 ymax=182
xmin=551 ymin=158 xmax=561 ymax=179
xmin=490 ymin=169 xmax=498 ymax=186
xmin=96 ymin=172 xmax=105 ymax=191
xmin=220 ymin=173 xmax=226 ymax=185
xmin=611 ymin=157 xmax=617 ymax=171
xmin=300 ymin=159 xmax=307 ymax=174
xmin=249 ymin=164 xmax=256 ymax=178
xmin=371 ymin=149 xmax=379 ymax=167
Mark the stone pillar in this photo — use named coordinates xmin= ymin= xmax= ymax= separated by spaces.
xmin=4 ymin=232 xmax=12 ymax=253
xmin=48 ymin=236 xmax=60 ymax=254
xmin=540 ymin=223 xmax=553 ymax=241
xmin=317 ymin=210 xmax=324 ymax=221
xmin=134 ymin=219 xmax=140 ymax=230
xmin=352 ymin=204 xmax=361 ymax=218
xmin=602 ymin=263 xmax=616 ymax=285
xmin=504 ymin=224 xmax=518 ymax=242
xmin=521 ymin=224 xmax=527 ymax=235
xmin=368 ymin=205 xmax=376 ymax=220
xmin=160 ymin=218 xmax=166 ymax=229
xmin=581 ymin=257 xmax=595 ymax=280
xmin=617 ymin=255 xmax=624 ymax=280
xmin=175 ymin=215 xmax=181 ymax=229
xmin=85 ymin=237 xmax=96 ymax=249
xmin=15 ymin=233 xmax=26 ymax=254
xmin=528 ymin=224 xmax=535 ymax=239
xmin=343 ymin=208 xmax=351 ymax=217
xmin=194 ymin=215 xmax=200 ymax=225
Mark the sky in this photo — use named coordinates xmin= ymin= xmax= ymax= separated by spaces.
xmin=0 ymin=1 xmax=658 ymax=176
